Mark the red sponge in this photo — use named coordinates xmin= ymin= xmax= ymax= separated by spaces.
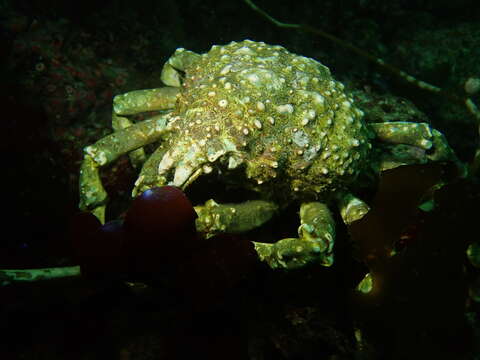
xmin=124 ymin=186 xmax=197 ymax=237
xmin=122 ymin=186 xmax=199 ymax=275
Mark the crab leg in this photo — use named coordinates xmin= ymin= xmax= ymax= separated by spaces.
xmin=372 ymin=122 xmax=466 ymax=174
xmin=370 ymin=122 xmax=434 ymax=149
xmin=336 ymin=192 xmax=371 ymax=225
xmin=160 ymin=48 xmax=201 ymax=87
xmin=79 ymin=114 xmax=172 ymax=222
xmin=110 ymin=86 xmax=179 ymax=169
xmin=253 ymin=202 xmax=335 ymax=270
xmin=113 ymin=87 xmax=179 ymax=115
xmin=194 ymin=199 xmax=335 ymax=269
xmin=131 ymin=146 xmax=167 ymax=197
xmin=80 ymin=86 xmax=181 ymax=220
xmin=112 ymin=113 xmax=147 ymax=169
xmin=194 ymin=199 xmax=279 ymax=237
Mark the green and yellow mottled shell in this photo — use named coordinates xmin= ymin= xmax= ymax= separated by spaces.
xmin=166 ymin=40 xmax=372 ymax=201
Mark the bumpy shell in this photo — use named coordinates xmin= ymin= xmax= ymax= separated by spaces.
xmin=164 ymin=40 xmax=373 ymax=202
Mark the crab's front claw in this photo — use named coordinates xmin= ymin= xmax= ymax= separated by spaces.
xmin=253 ymin=202 xmax=335 ymax=270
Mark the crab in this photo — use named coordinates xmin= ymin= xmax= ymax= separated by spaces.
xmin=79 ymin=40 xmax=460 ymax=270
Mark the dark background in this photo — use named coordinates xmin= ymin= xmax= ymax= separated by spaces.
xmin=1 ymin=0 xmax=480 ymax=359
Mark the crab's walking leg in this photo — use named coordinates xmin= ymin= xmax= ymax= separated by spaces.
xmin=131 ymin=146 xmax=168 ymax=197
xmin=370 ymin=122 xmax=434 ymax=149
xmin=113 ymin=87 xmax=179 ymax=115
xmin=112 ymin=114 xmax=147 ymax=169
xmin=160 ymin=48 xmax=201 ymax=87
xmin=194 ymin=199 xmax=279 ymax=237
xmin=112 ymin=86 xmax=179 ymax=167
xmin=336 ymin=192 xmax=371 ymax=225
xmin=371 ymin=122 xmax=466 ymax=174
xmin=79 ymin=115 xmax=171 ymax=222
xmin=80 ymin=86 xmax=179 ymax=222
xmin=254 ymin=202 xmax=335 ymax=270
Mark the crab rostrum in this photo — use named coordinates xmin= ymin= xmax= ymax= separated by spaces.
xmin=79 ymin=40 xmax=459 ymax=270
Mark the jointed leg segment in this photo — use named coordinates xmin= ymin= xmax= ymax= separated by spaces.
xmin=79 ymin=86 xmax=180 ymax=222
xmin=80 ymin=116 xmax=173 ymax=224
xmin=253 ymin=202 xmax=335 ymax=269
